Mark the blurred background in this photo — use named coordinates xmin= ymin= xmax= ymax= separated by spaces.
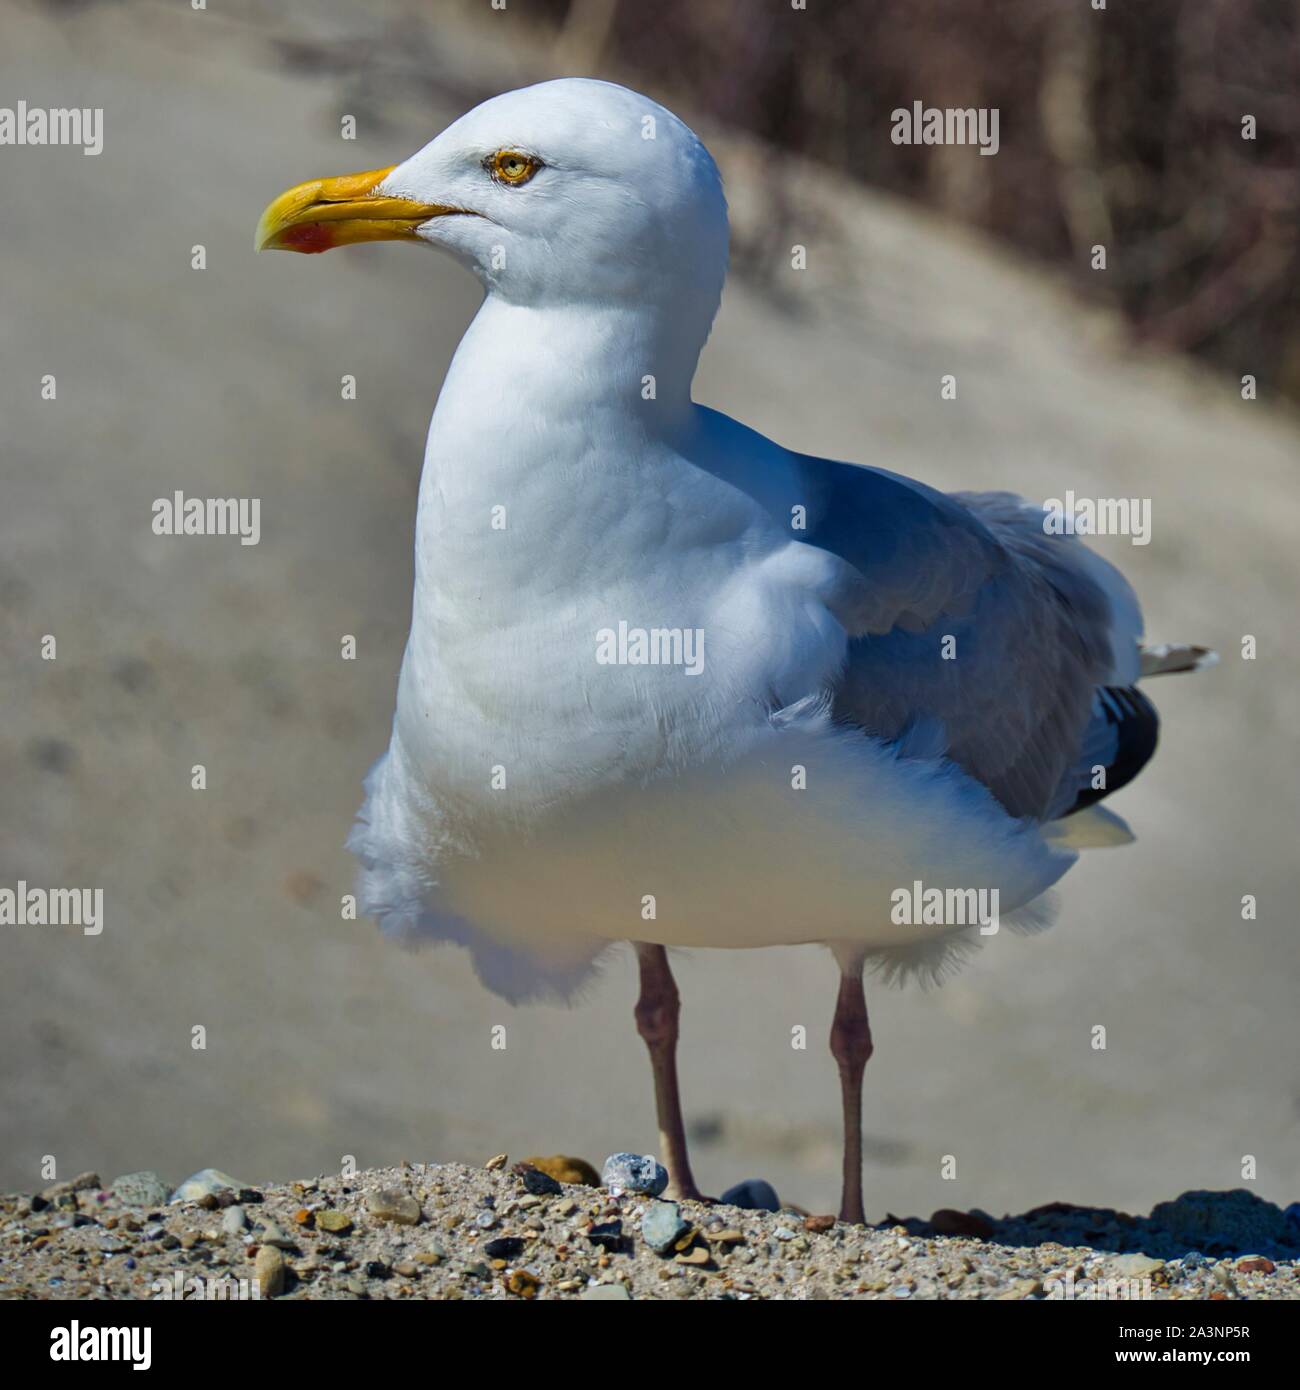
xmin=2 ymin=0 xmax=1298 ymax=1219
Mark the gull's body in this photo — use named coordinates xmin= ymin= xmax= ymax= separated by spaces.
xmin=259 ymin=78 xmax=1212 ymax=1219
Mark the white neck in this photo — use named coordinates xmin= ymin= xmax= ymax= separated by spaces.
xmin=409 ymin=292 xmax=711 ymax=622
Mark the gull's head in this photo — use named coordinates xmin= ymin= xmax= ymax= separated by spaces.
xmin=257 ymin=79 xmax=728 ymax=313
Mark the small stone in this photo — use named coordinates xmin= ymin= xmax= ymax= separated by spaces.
xmin=316 ymin=1210 xmax=353 ymax=1235
xmin=484 ymin=1236 xmax=525 ymax=1259
xmin=254 ymin=1244 xmax=286 ymax=1298
xmin=674 ymin=1244 xmax=711 ymax=1266
xmin=930 ymin=1208 xmax=996 ymax=1239
xmin=169 ymin=1169 xmax=246 ymax=1204
xmin=1236 ymin=1257 xmax=1275 ymax=1274
xmin=513 ymin=1163 xmax=562 ymax=1197
xmin=507 ymin=1269 xmax=541 ymax=1298
xmin=221 ymin=1206 xmax=247 ymax=1235
xmin=719 ymin=1179 xmax=780 ymax=1212
xmin=40 ymin=1172 xmax=101 ymax=1200
xmin=110 ymin=1171 xmax=172 ymax=1208
xmin=414 ymin=1250 xmax=444 ymax=1266
xmin=642 ymin=1201 xmax=691 ymax=1255
xmin=365 ymin=1261 xmax=390 ymax=1280
xmin=474 ymin=1210 xmax=498 ymax=1230
xmin=366 ymin=1189 xmax=422 ymax=1226
xmin=774 ymin=1226 xmax=797 ymax=1241
xmin=484 ymin=1153 xmax=509 ymax=1171
xmin=586 ymin=1220 xmax=624 ymax=1251
xmin=580 ymin=1282 xmax=632 ymax=1300
xmin=804 ymin=1214 xmax=836 ymax=1233
xmin=707 ymin=1229 xmax=745 ymax=1246
xmin=601 ymin=1153 xmax=668 ymax=1197
xmin=256 ymin=1222 xmax=296 ymax=1250
xmin=1110 ymin=1253 xmax=1165 ymax=1279
xmin=522 ymin=1155 xmax=601 ymax=1187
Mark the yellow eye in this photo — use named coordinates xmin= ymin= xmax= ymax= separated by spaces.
xmin=490 ymin=150 xmax=540 ymax=186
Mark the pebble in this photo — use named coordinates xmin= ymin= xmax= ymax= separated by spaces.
xmin=484 ymin=1153 xmax=509 ymax=1171
xmin=674 ymin=1244 xmax=710 ymax=1266
xmin=580 ymin=1282 xmax=632 ymax=1300
xmin=514 ymin=1163 xmax=562 ymax=1197
xmin=1109 ymin=1253 xmax=1165 ymax=1279
xmin=254 ymin=1244 xmax=286 ymax=1297
xmin=719 ymin=1179 xmax=780 ymax=1212
xmin=523 ymin=1155 xmax=601 ymax=1187
xmin=587 ymin=1220 xmax=624 ymax=1251
xmin=366 ymin=1189 xmax=422 ymax=1226
xmin=484 ymin=1236 xmax=525 ymax=1260
xmin=221 ymin=1206 xmax=247 ymax=1235
xmin=110 ymin=1172 xmax=171 ymax=1208
xmin=601 ymin=1153 xmax=668 ymax=1197
xmin=255 ymin=1221 xmax=296 ymax=1250
xmin=642 ymin=1201 xmax=691 ymax=1255
xmin=170 ymin=1169 xmax=246 ymax=1204
xmin=40 ymin=1172 xmax=102 ymax=1200
xmin=316 ymin=1210 xmax=353 ymax=1235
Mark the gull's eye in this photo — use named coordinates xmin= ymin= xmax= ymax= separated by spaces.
xmin=488 ymin=149 xmax=541 ymax=187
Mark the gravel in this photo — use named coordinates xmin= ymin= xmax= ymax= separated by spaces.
xmin=2 ymin=1163 xmax=1298 ymax=1301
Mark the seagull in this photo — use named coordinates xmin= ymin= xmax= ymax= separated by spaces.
xmin=257 ymin=78 xmax=1214 ymax=1223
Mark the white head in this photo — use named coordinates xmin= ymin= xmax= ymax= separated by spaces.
xmin=257 ymin=79 xmax=729 ymax=323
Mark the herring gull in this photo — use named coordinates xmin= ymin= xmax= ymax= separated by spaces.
xmin=257 ymin=79 xmax=1214 ymax=1221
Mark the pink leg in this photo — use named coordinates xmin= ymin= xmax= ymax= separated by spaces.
xmin=634 ymin=943 xmax=705 ymax=1202
xmin=830 ymin=955 xmax=874 ymax=1224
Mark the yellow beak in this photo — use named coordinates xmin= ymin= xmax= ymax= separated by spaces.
xmin=255 ymin=165 xmax=459 ymax=253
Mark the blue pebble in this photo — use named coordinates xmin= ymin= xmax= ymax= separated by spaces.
xmin=601 ymin=1152 xmax=668 ymax=1197
xmin=720 ymin=1178 xmax=780 ymax=1212
xmin=641 ymin=1201 xmax=690 ymax=1254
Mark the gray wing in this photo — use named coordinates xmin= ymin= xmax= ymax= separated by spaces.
xmin=832 ymin=486 xmax=1131 ymax=821
xmin=692 ymin=409 xmax=1141 ymax=821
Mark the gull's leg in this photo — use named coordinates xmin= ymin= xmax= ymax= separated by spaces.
xmin=633 ymin=942 xmax=705 ymax=1202
xmin=830 ymin=950 xmax=873 ymax=1225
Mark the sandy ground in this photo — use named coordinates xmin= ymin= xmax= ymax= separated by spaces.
xmin=2 ymin=0 xmax=1299 ymax=1224
xmin=4 ymin=1162 xmax=1299 ymax=1301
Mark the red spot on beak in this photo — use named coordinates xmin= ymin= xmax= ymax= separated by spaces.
xmin=281 ymin=223 xmax=335 ymax=253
